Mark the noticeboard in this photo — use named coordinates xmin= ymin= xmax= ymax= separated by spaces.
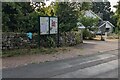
xmin=38 ymin=16 xmax=59 ymax=47
xmin=40 ymin=17 xmax=49 ymax=35
xmin=50 ymin=17 xmax=58 ymax=34
xmin=39 ymin=16 xmax=58 ymax=35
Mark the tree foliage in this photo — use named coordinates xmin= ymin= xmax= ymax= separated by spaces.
xmin=91 ymin=1 xmax=118 ymax=33
xmin=114 ymin=1 xmax=120 ymax=33
xmin=2 ymin=2 xmax=57 ymax=32
xmin=115 ymin=1 xmax=120 ymax=28
xmin=92 ymin=1 xmax=111 ymax=21
xmin=2 ymin=2 xmax=36 ymax=32
xmin=54 ymin=2 xmax=79 ymax=32
xmin=81 ymin=2 xmax=92 ymax=10
xmin=79 ymin=16 xmax=99 ymax=31
xmin=2 ymin=1 xmax=112 ymax=33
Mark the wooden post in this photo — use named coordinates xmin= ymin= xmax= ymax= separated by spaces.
xmin=57 ymin=17 xmax=59 ymax=47
xmin=38 ymin=16 xmax=40 ymax=48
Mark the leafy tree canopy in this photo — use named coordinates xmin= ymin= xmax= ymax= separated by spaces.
xmin=114 ymin=1 xmax=120 ymax=33
xmin=54 ymin=2 xmax=80 ymax=32
xmin=2 ymin=2 xmax=37 ymax=32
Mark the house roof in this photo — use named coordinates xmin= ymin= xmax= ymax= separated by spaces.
xmin=81 ymin=10 xmax=115 ymax=30
xmin=78 ymin=26 xmax=85 ymax=29
xmin=84 ymin=10 xmax=103 ymax=20
xmin=106 ymin=21 xmax=115 ymax=28
xmin=99 ymin=21 xmax=115 ymax=28
xmin=77 ymin=22 xmax=85 ymax=29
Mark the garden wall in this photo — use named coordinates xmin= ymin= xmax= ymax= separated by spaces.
xmin=2 ymin=31 xmax=83 ymax=50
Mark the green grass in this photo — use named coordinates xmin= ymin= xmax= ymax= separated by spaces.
xmin=2 ymin=47 xmax=69 ymax=58
xmin=2 ymin=48 xmax=58 ymax=57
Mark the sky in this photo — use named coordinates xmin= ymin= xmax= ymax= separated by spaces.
xmin=45 ymin=0 xmax=119 ymax=12
xmin=108 ymin=0 xmax=118 ymax=12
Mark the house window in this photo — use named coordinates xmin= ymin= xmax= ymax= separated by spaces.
xmin=105 ymin=28 xmax=110 ymax=32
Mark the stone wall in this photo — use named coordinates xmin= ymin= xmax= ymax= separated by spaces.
xmin=59 ymin=31 xmax=82 ymax=46
xmin=2 ymin=32 xmax=38 ymax=50
xmin=2 ymin=31 xmax=82 ymax=50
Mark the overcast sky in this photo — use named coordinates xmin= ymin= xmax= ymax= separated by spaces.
xmin=108 ymin=0 xmax=118 ymax=12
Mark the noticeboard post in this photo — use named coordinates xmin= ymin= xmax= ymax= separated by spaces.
xmin=38 ymin=16 xmax=59 ymax=48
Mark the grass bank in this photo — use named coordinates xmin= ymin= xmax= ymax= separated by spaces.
xmin=2 ymin=47 xmax=69 ymax=58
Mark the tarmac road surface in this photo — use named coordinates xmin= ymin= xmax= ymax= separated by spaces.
xmin=2 ymin=49 xmax=118 ymax=78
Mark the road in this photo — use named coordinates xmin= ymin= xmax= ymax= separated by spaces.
xmin=2 ymin=49 xmax=118 ymax=78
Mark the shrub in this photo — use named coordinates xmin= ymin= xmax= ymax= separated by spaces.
xmin=75 ymin=32 xmax=82 ymax=44
xmin=107 ymin=33 xmax=119 ymax=39
xmin=83 ymin=29 xmax=95 ymax=40
xmin=46 ymin=36 xmax=56 ymax=48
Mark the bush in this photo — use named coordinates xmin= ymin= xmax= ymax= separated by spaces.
xmin=59 ymin=31 xmax=82 ymax=46
xmin=83 ymin=29 xmax=95 ymax=40
xmin=107 ymin=33 xmax=119 ymax=39
xmin=46 ymin=36 xmax=56 ymax=48
xmin=75 ymin=32 xmax=82 ymax=44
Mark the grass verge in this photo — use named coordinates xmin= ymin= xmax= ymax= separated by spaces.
xmin=2 ymin=47 xmax=69 ymax=58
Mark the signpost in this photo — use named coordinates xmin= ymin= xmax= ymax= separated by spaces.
xmin=38 ymin=16 xmax=59 ymax=48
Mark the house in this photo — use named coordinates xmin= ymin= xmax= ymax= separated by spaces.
xmin=77 ymin=22 xmax=85 ymax=29
xmin=97 ymin=21 xmax=115 ymax=34
xmin=84 ymin=10 xmax=102 ymax=20
xmin=82 ymin=10 xmax=115 ymax=34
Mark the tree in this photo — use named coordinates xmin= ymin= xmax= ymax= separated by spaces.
xmin=2 ymin=2 xmax=36 ymax=32
xmin=30 ymin=2 xmax=55 ymax=16
xmin=91 ymin=0 xmax=117 ymax=34
xmin=91 ymin=1 xmax=111 ymax=21
xmin=54 ymin=2 xmax=79 ymax=32
xmin=79 ymin=16 xmax=99 ymax=31
xmin=81 ymin=2 xmax=92 ymax=10
xmin=2 ymin=2 xmax=64 ymax=32
xmin=78 ymin=13 xmax=99 ymax=39
xmin=114 ymin=1 xmax=120 ymax=33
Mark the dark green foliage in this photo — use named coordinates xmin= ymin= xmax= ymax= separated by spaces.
xmin=46 ymin=36 xmax=56 ymax=48
xmin=2 ymin=2 xmax=94 ymax=33
xmin=111 ymin=1 xmax=120 ymax=34
xmin=92 ymin=1 xmax=111 ymax=21
xmin=83 ymin=29 xmax=95 ymax=40
xmin=55 ymin=2 xmax=79 ymax=32
xmin=2 ymin=2 xmax=39 ymax=32
xmin=79 ymin=16 xmax=99 ymax=28
xmin=92 ymin=1 xmax=118 ymax=30
xmin=91 ymin=1 xmax=117 ymax=31
xmin=115 ymin=1 xmax=120 ymax=31
xmin=81 ymin=2 xmax=92 ymax=10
